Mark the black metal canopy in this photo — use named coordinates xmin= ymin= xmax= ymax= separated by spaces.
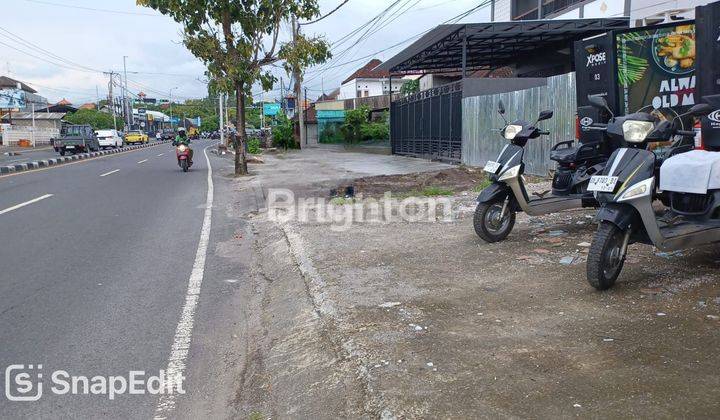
xmin=377 ymin=18 xmax=629 ymax=75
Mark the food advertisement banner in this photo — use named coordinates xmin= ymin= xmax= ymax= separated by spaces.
xmin=616 ymin=23 xmax=696 ymax=119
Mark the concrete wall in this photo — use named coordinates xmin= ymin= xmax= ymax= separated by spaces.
xmin=3 ymin=127 xmax=59 ymax=146
xmin=494 ymin=0 xmax=512 ymax=21
xmin=315 ymin=100 xmax=345 ymax=111
xmin=629 ymin=0 xmax=712 ymax=25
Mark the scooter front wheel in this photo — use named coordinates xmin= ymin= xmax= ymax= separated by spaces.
xmin=587 ymin=221 xmax=627 ymax=290
xmin=181 ymin=159 xmax=189 ymax=172
xmin=473 ymin=199 xmax=516 ymax=243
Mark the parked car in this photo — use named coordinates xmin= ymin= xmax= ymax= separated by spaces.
xmin=95 ymin=129 xmax=123 ymax=149
xmin=54 ymin=124 xmax=99 ymax=155
xmin=125 ymin=130 xmax=149 ymax=144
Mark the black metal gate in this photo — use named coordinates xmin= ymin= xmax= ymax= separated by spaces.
xmin=390 ymin=81 xmax=462 ymax=162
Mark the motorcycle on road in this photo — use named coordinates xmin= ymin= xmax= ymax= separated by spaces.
xmin=175 ymin=143 xmax=193 ymax=172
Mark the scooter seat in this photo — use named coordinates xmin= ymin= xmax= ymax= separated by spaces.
xmin=550 ymin=147 xmax=581 ymax=164
xmin=549 ymin=141 xmax=603 ymax=164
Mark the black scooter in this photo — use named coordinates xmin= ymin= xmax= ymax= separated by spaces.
xmin=474 ymin=100 xmax=611 ymax=242
xmin=585 ymin=97 xmax=716 ymax=290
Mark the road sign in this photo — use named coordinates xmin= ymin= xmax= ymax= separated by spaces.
xmin=263 ymin=103 xmax=281 ymax=117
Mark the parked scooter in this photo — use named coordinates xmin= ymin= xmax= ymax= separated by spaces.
xmin=585 ymin=97 xmax=716 ymax=290
xmin=474 ymin=100 xmax=611 ymax=242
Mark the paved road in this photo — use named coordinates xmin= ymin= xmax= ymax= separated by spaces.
xmin=0 ymin=139 xmax=162 ymax=165
xmin=0 ymin=139 xmax=248 ymax=418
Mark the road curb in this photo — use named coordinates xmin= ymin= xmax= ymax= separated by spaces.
xmin=0 ymin=140 xmax=171 ymax=177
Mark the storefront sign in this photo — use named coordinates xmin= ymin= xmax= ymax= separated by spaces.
xmin=616 ymin=22 xmax=697 ymax=119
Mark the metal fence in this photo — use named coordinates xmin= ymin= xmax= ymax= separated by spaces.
xmin=390 ymin=81 xmax=463 ymax=162
xmin=462 ymin=72 xmax=576 ymax=176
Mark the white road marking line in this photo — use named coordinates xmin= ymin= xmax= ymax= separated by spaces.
xmin=157 ymin=153 xmax=164 ymax=157
xmin=99 ymin=169 xmax=119 ymax=177
xmin=0 ymin=194 xmax=53 ymax=216
xmin=137 ymin=159 xmax=148 ymax=164
xmin=154 ymin=144 xmax=214 ymax=419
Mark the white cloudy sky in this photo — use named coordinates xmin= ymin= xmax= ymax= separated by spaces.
xmin=4 ymin=0 xmax=490 ymax=104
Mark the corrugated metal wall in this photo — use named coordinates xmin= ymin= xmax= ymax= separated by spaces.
xmin=462 ymin=72 xmax=577 ymax=176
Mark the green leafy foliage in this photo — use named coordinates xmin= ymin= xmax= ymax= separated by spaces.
xmin=64 ymin=109 xmax=123 ymax=130
xmin=271 ymin=113 xmax=296 ymax=150
xmin=400 ymin=79 xmax=419 ymax=95
xmin=137 ymin=0 xmax=331 ymax=174
xmin=247 ymin=137 xmax=261 ymax=154
xmin=342 ymin=106 xmax=369 ymax=143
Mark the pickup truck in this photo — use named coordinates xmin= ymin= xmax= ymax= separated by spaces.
xmin=54 ymin=124 xmax=100 ymax=156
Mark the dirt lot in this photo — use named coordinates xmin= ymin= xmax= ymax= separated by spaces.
xmin=223 ymin=149 xmax=720 ymax=418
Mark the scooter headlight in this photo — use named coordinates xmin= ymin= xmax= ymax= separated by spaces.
xmin=503 ymin=125 xmax=523 ymax=140
xmin=622 ymin=121 xmax=654 ymax=143
xmin=618 ymin=177 xmax=654 ymax=202
xmin=498 ymin=165 xmax=521 ymax=181
xmin=178 ymin=144 xmax=188 ymax=152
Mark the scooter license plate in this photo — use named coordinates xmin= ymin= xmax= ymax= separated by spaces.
xmin=484 ymin=161 xmax=501 ymax=174
xmin=588 ymin=175 xmax=619 ymax=192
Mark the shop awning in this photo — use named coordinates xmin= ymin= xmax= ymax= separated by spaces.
xmin=377 ymin=17 xmax=629 ymax=75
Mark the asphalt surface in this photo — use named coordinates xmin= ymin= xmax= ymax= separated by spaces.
xmin=0 ymin=147 xmax=60 ymax=165
xmin=0 ymin=139 xmax=247 ymax=418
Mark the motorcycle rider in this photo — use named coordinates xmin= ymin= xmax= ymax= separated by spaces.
xmin=174 ymin=128 xmax=193 ymax=164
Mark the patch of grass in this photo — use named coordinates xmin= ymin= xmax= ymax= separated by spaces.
xmin=248 ymin=412 xmax=265 ymax=420
xmin=472 ymin=178 xmax=492 ymax=192
xmin=420 ymin=186 xmax=454 ymax=197
xmin=330 ymin=197 xmax=355 ymax=205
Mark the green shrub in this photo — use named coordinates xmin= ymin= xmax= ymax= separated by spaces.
xmin=271 ymin=113 xmax=296 ymax=149
xmin=247 ymin=137 xmax=261 ymax=154
xmin=342 ymin=106 xmax=370 ymax=143
xmin=360 ymin=122 xmax=389 ymax=141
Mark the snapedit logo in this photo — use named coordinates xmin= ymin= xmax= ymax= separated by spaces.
xmin=586 ymin=52 xmax=606 ymax=67
xmin=5 ymin=364 xmax=185 ymax=402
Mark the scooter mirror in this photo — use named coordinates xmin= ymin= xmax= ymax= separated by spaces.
xmin=689 ymin=103 xmax=714 ymax=117
xmin=646 ymin=120 xmax=672 ymax=141
xmin=537 ymin=110 xmax=553 ymax=122
xmin=498 ymin=100 xmax=506 ymax=115
xmin=587 ymin=94 xmax=609 ymax=110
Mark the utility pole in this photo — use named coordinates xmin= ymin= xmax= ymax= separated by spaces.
xmin=219 ymin=94 xmax=225 ymax=148
xmin=292 ymin=15 xmax=306 ymax=148
xmin=105 ymin=71 xmax=118 ymax=131
xmin=31 ymin=103 xmax=36 ymax=147
xmin=122 ymin=56 xmax=129 ymax=129
xmin=169 ymin=87 xmax=177 ymax=131
xmin=96 ymin=85 xmax=100 ymax=110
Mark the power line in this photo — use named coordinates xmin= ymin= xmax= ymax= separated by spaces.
xmin=300 ymin=0 xmax=351 ymax=25
xmin=23 ymin=0 xmax=161 ymax=17
xmin=304 ymin=0 xmax=491 ymax=87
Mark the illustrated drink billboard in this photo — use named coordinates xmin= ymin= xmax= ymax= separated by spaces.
xmin=616 ymin=22 xmax=696 ymax=119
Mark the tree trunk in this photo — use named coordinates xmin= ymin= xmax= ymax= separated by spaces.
xmin=234 ymin=83 xmax=248 ymax=175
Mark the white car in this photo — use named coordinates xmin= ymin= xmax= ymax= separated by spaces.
xmin=95 ymin=129 xmax=123 ymax=149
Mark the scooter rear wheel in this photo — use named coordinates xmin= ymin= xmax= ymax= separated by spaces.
xmin=587 ymin=221 xmax=626 ymax=290
xmin=473 ymin=199 xmax=515 ymax=243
